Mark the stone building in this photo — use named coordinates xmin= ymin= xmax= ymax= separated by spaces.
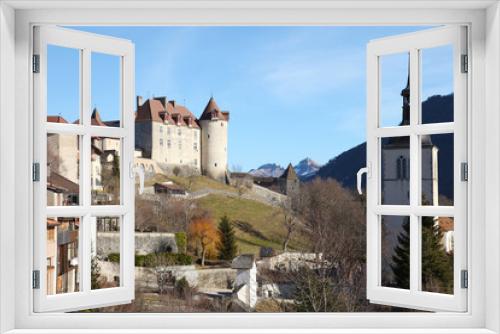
xmin=135 ymin=96 xmax=229 ymax=181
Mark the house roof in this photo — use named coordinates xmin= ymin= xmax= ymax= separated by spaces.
xmin=47 ymin=171 xmax=79 ymax=195
xmin=154 ymin=182 xmax=186 ymax=192
xmin=232 ymin=254 xmax=255 ymax=269
xmin=438 ymin=217 xmax=454 ymax=232
xmin=199 ymin=97 xmax=229 ymax=121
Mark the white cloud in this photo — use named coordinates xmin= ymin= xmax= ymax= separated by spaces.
xmin=258 ymin=47 xmax=365 ymax=102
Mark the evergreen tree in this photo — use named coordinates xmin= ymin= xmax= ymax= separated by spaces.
xmin=390 ymin=217 xmax=411 ymax=289
xmin=216 ymin=215 xmax=237 ymax=261
xmin=390 ymin=216 xmax=453 ymax=293
xmin=421 ymin=216 xmax=453 ymax=293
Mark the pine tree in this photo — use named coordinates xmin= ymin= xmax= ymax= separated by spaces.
xmin=216 ymin=215 xmax=237 ymax=261
xmin=421 ymin=216 xmax=453 ymax=293
xmin=390 ymin=217 xmax=410 ymax=289
xmin=390 ymin=216 xmax=453 ymax=293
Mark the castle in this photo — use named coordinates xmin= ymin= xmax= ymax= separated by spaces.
xmin=135 ymin=96 xmax=229 ymax=182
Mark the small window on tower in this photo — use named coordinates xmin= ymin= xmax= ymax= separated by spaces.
xmin=160 ymin=139 xmax=163 ymax=146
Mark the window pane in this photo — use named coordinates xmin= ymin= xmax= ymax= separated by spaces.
xmin=421 ymin=216 xmax=454 ymax=294
xmin=380 ymin=52 xmax=410 ymax=127
xmin=381 ymin=215 xmax=410 ymax=290
xmin=91 ymin=216 xmax=121 ymax=289
xmin=91 ymin=52 xmax=121 ymax=127
xmin=421 ymin=134 xmax=454 ymax=206
xmin=420 ymin=45 xmax=454 ymax=124
xmin=47 ymin=45 xmax=81 ymax=124
xmin=381 ymin=136 xmax=410 ymax=205
xmin=47 ymin=133 xmax=80 ymax=206
xmin=46 ymin=217 xmax=80 ymax=295
xmin=91 ymin=136 xmax=121 ymax=205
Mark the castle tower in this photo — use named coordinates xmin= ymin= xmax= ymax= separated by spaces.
xmin=199 ymin=97 xmax=229 ymax=182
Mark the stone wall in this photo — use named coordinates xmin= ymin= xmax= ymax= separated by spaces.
xmin=97 ymin=232 xmax=178 ymax=257
xmin=98 ymin=261 xmax=236 ymax=291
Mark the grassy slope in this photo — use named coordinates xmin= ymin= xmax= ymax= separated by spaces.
xmin=195 ymin=194 xmax=309 ymax=255
xmin=145 ymin=173 xmax=236 ymax=193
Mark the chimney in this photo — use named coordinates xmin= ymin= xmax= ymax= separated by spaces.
xmin=169 ymin=100 xmax=176 ymax=107
xmin=136 ymin=96 xmax=143 ymax=110
xmin=154 ymin=96 xmax=167 ymax=109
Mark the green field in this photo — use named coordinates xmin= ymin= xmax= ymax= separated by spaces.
xmin=195 ymin=194 xmax=309 ymax=255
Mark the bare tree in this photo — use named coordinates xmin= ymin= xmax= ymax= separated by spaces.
xmin=291 ymin=178 xmax=367 ymax=312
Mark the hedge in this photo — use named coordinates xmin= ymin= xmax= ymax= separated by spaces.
xmin=107 ymin=252 xmax=193 ymax=267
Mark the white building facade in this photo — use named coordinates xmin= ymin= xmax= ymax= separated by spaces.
xmin=135 ymin=96 xmax=229 ymax=181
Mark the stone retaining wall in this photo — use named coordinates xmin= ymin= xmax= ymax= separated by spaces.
xmin=98 ymin=261 xmax=236 ymax=291
xmin=97 ymin=232 xmax=177 ymax=256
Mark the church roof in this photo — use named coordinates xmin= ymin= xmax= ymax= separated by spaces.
xmin=199 ymin=97 xmax=229 ymax=121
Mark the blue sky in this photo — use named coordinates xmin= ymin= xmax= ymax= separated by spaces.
xmin=48 ymin=26 xmax=453 ymax=171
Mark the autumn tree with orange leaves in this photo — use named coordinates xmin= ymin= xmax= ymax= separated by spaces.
xmin=188 ymin=218 xmax=219 ymax=266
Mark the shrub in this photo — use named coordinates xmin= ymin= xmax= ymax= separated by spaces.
xmin=175 ymin=232 xmax=187 ymax=254
xmin=108 ymin=253 xmax=120 ymax=263
xmin=108 ymin=252 xmax=193 ymax=267
xmin=175 ymin=276 xmax=192 ymax=299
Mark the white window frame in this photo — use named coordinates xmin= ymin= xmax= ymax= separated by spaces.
xmin=365 ymin=26 xmax=467 ymax=312
xmin=0 ymin=1 xmax=499 ymax=333
xmin=32 ymin=26 xmax=136 ymax=312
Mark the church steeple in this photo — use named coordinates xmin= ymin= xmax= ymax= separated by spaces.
xmin=400 ymin=75 xmax=410 ymax=126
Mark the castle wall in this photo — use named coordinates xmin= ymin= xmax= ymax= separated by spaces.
xmin=200 ymin=119 xmax=228 ymax=181
xmin=135 ymin=121 xmax=153 ymax=158
xmin=47 ymin=133 xmax=79 ymax=184
xmin=148 ymin=123 xmax=201 ymax=174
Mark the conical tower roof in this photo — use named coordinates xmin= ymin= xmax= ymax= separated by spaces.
xmin=91 ymin=108 xmax=106 ymax=126
xmin=199 ymin=97 xmax=229 ymax=121
xmin=280 ymin=163 xmax=298 ymax=180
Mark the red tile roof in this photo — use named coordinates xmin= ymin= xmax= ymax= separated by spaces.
xmin=135 ymin=96 xmax=202 ymax=128
xmin=47 ymin=115 xmax=68 ymax=124
xmin=91 ymin=108 xmax=107 ymax=126
xmin=199 ymin=97 xmax=229 ymax=121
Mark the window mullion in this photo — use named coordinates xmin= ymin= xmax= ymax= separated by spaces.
xmin=80 ymin=48 xmax=92 ymax=294
xmin=409 ymin=48 xmax=420 ymax=293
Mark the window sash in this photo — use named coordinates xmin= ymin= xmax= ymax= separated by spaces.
xmin=32 ymin=25 xmax=135 ymax=312
xmin=366 ymin=25 xmax=468 ymax=312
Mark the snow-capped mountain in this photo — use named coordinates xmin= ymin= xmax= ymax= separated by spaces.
xmin=294 ymin=158 xmax=321 ymax=179
xmin=248 ymin=158 xmax=322 ymax=179
xmin=248 ymin=163 xmax=285 ymax=178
